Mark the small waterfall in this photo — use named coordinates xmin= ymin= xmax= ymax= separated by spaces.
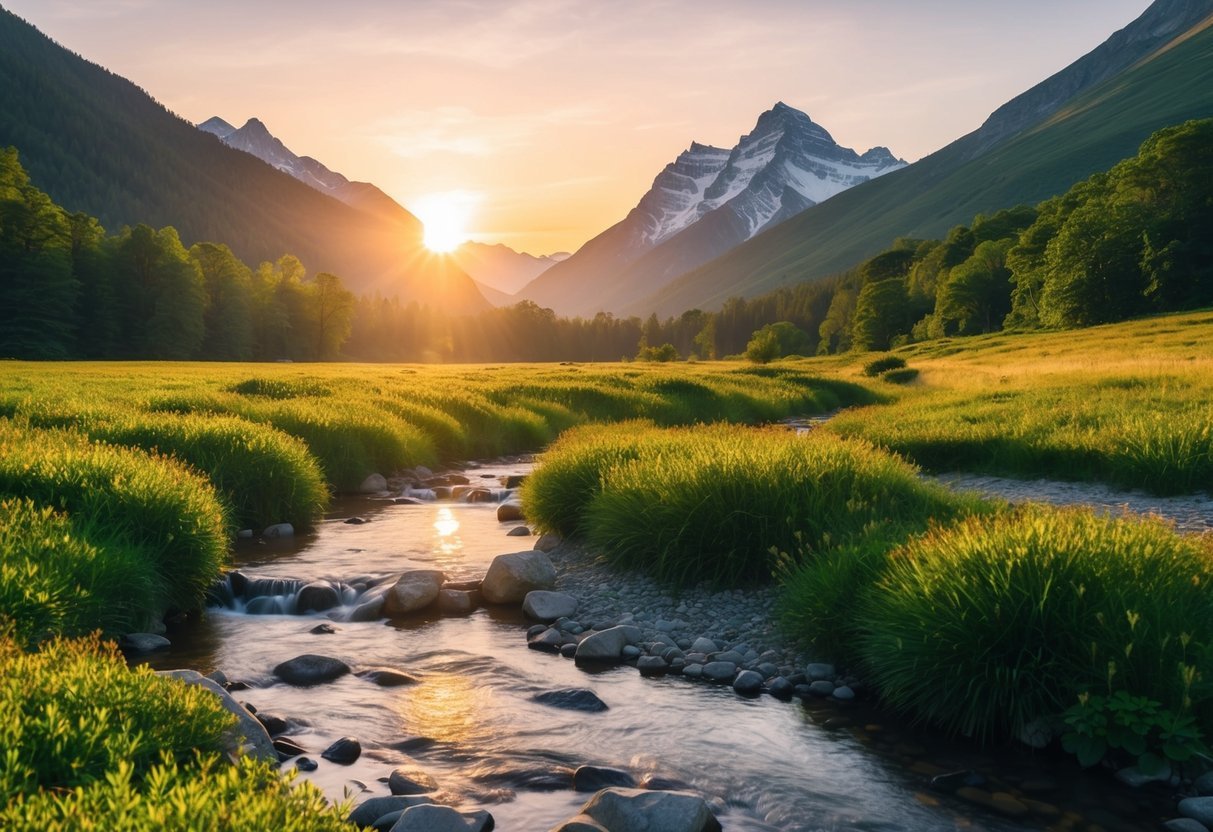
xmin=207 ymin=570 xmax=379 ymax=616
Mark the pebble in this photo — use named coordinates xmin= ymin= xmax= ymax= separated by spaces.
xmin=320 ymin=736 xmax=361 ymax=764
xmin=1180 ymin=798 xmax=1213 ymax=827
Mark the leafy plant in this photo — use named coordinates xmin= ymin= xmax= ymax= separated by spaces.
xmin=1061 ymin=690 xmax=1208 ymax=773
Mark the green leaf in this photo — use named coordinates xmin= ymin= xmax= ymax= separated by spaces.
xmin=1071 ymin=735 xmax=1106 ymax=768
xmin=1137 ymin=752 xmax=1167 ymax=776
xmin=1163 ymin=742 xmax=1194 ymax=762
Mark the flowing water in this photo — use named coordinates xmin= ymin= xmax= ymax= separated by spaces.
xmin=142 ymin=458 xmax=1184 ymax=831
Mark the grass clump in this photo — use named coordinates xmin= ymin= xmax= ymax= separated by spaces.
xmin=863 ymin=355 xmax=907 ymax=377
xmin=0 ymin=420 xmax=229 ymax=618
xmin=228 ymin=376 xmax=333 ymax=399
xmin=859 ymin=507 xmax=1213 ymax=742
xmin=880 ymin=367 xmax=919 ymax=384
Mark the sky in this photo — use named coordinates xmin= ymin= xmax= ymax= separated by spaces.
xmin=6 ymin=0 xmax=1151 ymax=255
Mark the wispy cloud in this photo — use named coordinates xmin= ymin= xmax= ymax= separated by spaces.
xmin=372 ymin=105 xmax=606 ymax=159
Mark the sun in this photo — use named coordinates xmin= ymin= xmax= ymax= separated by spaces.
xmin=413 ymin=192 xmax=477 ymax=254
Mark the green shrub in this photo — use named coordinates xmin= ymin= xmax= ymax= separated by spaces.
xmin=0 ymin=420 xmax=229 ymax=617
xmin=880 ymin=367 xmax=919 ymax=384
xmin=862 ymin=355 xmax=906 ymax=376
xmin=860 ymin=507 xmax=1213 ymax=742
xmin=0 ymin=499 xmax=153 ymax=646
xmin=228 ymin=377 xmax=333 ymax=399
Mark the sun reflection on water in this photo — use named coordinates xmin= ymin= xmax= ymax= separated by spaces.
xmin=395 ymin=672 xmax=489 ymax=748
xmin=433 ymin=506 xmax=462 ymax=558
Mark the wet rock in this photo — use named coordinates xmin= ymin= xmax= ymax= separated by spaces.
xmin=732 ymin=669 xmax=763 ymax=695
xmin=930 ymin=770 xmax=986 ymax=793
xmin=832 ymin=685 xmax=855 ymax=701
xmin=637 ymin=656 xmax=668 ymax=676
xmin=273 ymin=654 xmax=351 ymax=686
xmin=348 ymin=795 xmax=434 ymax=828
xmin=321 ymin=736 xmax=361 ymax=764
xmin=504 ymin=474 xmax=526 ymax=488
xmin=157 ymin=669 xmax=276 ymax=763
xmin=1116 ymin=764 xmax=1172 ymax=787
xmin=310 ymin=622 xmax=339 ymax=634
xmin=384 ymin=569 xmax=445 ymax=616
xmin=466 ymin=489 xmax=496 ymax=504
xmin=564 ymin=788 xmax=721 ymax=832
xmin=293 ymin=756 xmax=318 ymax=772
xmin=1180 ymin=798 xmax=1213 ymax=827
xmin=297 ymin=581 xmax=341 ymax=613
xmin=701 ymin=661 xmax=737 ymax=682
xmin=1165 ymin=819 xmax=1211 ymax=832
xmin=807 ymin=680 xmax=835 ymax=697
xmin=621 ymin=645 xmax=642 ymax=659
xmin=357 ymin=668 xmax=419 ymax=687
xmin=640 ymin=774 xmax=695 ymax=791
xmin=524 ymin=590 xmax=579 ymax=622
xmin=496 ymin=502 xmax=525 ymax=522
xmin=1198 ymin=771 xmax=1213 ymax=796
xmin=534 ymin=533 xmax=561 ymax=552
xmin=388 ymin=764 xmax=439 ymax=795
xmin=255 ymin=712 xmax=288 ymax=736
xmin=237 ymin=528 xmax=254 ymax=539
xmin=390 ymin=804 xmax=486 ymax=832
xmin=768 ymin=676 xmax=794 ymax=700
xmin=263 ymin=522 xmax=294 ymax=539
xmin=551 ymin=817 xmax=608 ymax=832
xmin=345 ymin=516 xmax=369 ymax=525
xmin=359 ymin=473 xmax=388 ymax=493
xmin=273 ymin=736 xmax=308 ymax=760
xmin=532 ymin=688 xmax=609 ymax=712
xmin=394 ymin=497 xmax=422 ymax=505
xmin=437 ymin=588 xmax=478 ymax=616
xmin=1017 ymin=716 xmax=1053 ymax=749
xmin=574 ymin=625 xmax=643 ymax=665
xmin=350 ymin=595 xmax=386 ymax=621
xmin=711 ymin=650 xmax=745 ymax=665
xmin=120 ymin=633 xmax=170 ymax=653
xmin=527 ymin=627 xmax=564 ymax=653
xmin=682 ymin=663 xmax=703 ymax=678
xmin=560 ymin=642 xmax=578 ymax=658
xmin=506 ymin=525 xmax=531 ymax=536
xmin=482 ymin=551 xmax=556 ymax=603
xmin=806 ymin=662 xmax=835 ymax=681
xmin=574 ymin=765 xmax=637 ymax=792
xmin=690 ymin=637 xmax=717 ymax=654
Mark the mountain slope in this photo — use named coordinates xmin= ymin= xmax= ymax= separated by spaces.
xmin=452 ymin=242 xmax=567 ymax=296
xmin=640 ymin=0 xmax=1213 ymax=316
xmin=0 ymin=7 xmax=485 ymax=312
xmin=520 ymin=103 xmax=904 ymax=316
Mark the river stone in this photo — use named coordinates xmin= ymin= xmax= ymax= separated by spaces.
xmin=806 ymin=662 xmax=835 ymax=681
xmin=732 ymin=670 xmax=763 ymax=694
xmin=532 ymin=688 xmax=609 ymax=712
xmin=389 ymin=804 xmax=484 ymax=832
xmin=273 ymin=654 xmax=351 ymax=686
xmin=768 ymin=676 xmax=794 ymax=700
xmin=1180 ymin=798 xmax=1213 ymax=827
xmin=528 ymin=627 xmax=564 ymax=653
xmin=574 ymin=765 xmax=637 ymax=791
xmin=1163 ymin=820 xmax=1209 ymax=832
xmin=389 ymin=764 xmax=439 ymax=795
xmin=711 ymin=650 xmax=745 ymax=665
xmin=359 ymin=473 xmax=388 ymax=493
xmin=348 ymin=795 xmax=434 ymax=828
xmin=357 ymin=668 xmax=419 ymax=687
xmin=574 ymin=625 xmax=643 ymax=665
xmin=640 ymin=774 xmax=695 ymax=791
xmin=157 ymin=669 xmax=276 ymax=763
xmin=701 ymin=661 xmax=737 ymax=682
xmin=573 ymin=787 xmax=721 ymax=832
xmin=311 ymin=622 xmax=339 ymax=634
xmin=523 ymin=590 xmax=578 ymax=622
xmin=551 ymin=816 xmax=609 ymax=832
xmin=121 ymin=633 xmax=170 ymax=652
xmin=497 ymin=502 xmax=525 ymax=522
xmin=350 ymin=595 xmax=386 ymax=621
xmin=294 ymin=756 xmax=318 ymax=772
xmin=384 ymin=570 xmax=445 ymax=616
xmin=1195 ymin=770 xmax=1213 ymax=796
xmin=297 ymin=581 xmax=341 ymax=613
xmin=482 ymin=551 xmax=556 ymax=604
xmin=682 ymin=663 xmax=703 ymax=678
xmin=637 ymin=656 xmax=668 ymax=676
xmin=621 ymin=645 xmax=642 ymax=659
xmin=833 ymin=685 xmax=855 ymax=701
xmin=255 ymin=711 xmax=288 ymax=736
xmin=263 ymin=522 xmax=294 ymax=539
xmin=1116 ymin=763 xmax=1171 ymax=787
xmin=273 ymin=736 xmax=308 ymax=759
xmin=321 ymin=736 xmax=361 ymax=764
xmin=507 ymin=525 xmax=531 ymax=536
xmin=808 ymin=680 xmax=835 ymax=697
xmin=437 ymin=588 xmax=478 ymax=616
xmin=690 ymin=637 xmax=717 ymax=654
xmin=534 ymin=533 xmax=561 ymax=552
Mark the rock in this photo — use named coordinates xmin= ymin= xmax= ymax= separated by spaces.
xmin=807 ymin=680 xmax=835 ymax=697
xmin=1180 ymin=798 xmax=1213 ymax=827
xmin=156 ymin=669 xmax=276 ymax=763
xmin=550 ymin=816 xmax=608 ymax=832
xmin=682 ymin=663 xmax=703 ymax=678
xmin=294 ymin=756 xmax=318 ymax=772
xmin=437 ymin=588 xmax=478 ymax=616
xmin=640 ymin=774 xmax=694 ymax=791
xmin=357 ymin=668 xmax=419 ymax=687
xmin=237 ymin=528 xmax=254 ymax=539
xmin=768 ymin=676 xmax=794 ymax=700
xmin=504 ymin=474 xmax=526 ymax=488
xmin=832 ymin=685 xmax=855 ymax=701
xmin=701 ymin=661 xmax=737 ymax=682
xmin=1195 ymin=770 xmax=1213 ymax=796
xmin=532 ymin=688 xmax=609 ymax=712
xmin=263 ymin=522 xmax=294 ymax=539
xmin=348 ymin=795 xmax=434 ymax=828
xmin=711 ymin=650 xmax=745 ymax=665
xmin=1116 ymin=764 xmax=1172 ymax=787
xmin=297 ymin=581 xmax=341 ymax=613
xmin=466 ymin=488 xmax=495 ymax=504
xmin=344 ymin=516 xmax=369 ymax=524
xmin=273 ymin=736 xmax=308 ymax=759
xmin=349 ymin=595 xmax=386 ymax=621
xmin=1017 ymin=716 xmax=1052 ymax=749
xmin=690 ymin=637 xmax=717 ymax=654
xmin=321 ymin=736 xmax=361 ymax=764
xmin=273 ymin=654 xmax=351 ymax=686
xmin=359 ymin=473 xmax=388 ymax=493
xmin=255 ymin=711 xmax=288 ymax=736
xmin=482 ymin=551 xmax=556 ymax=604
xmin=527 ymin=627 xmax=564 ymax=653
xmin=574 ymin=625 xmax=643 ymax=665
xmin=507 ymin=526 xmax=531 ymax=537
xmin=534 ymin=533 xmax=561 ymax=552
xmin=383 ymin=570 xmax=445 ymax=616
xmin=120 ymin=633 xmax=170 ymax=653
xmin=930 ymin=770 xmax=986 ymax=793
xmin=732 ymin=670 xmax=763 ymax=694
xmin=574 ymin=765 xmax=637 ymax=791
xmin=560 ymin=642 xmax=578 ymax=658
xmin=310 ymin=622 xmax=339 ymax=634
xmin=568 ymin=787 xmax=721 ymax=832
xmin=621 ymin=645 xmax=642 ymax=659
xmin=497 ymin=502 xmax=525 ymax=522
xmin=637 ymin=656 xmax=668 ymax=676
xmin=523 ymin=590 xmax=579 ymax=622
xmin=806 ymin=662 xmax=835 ymax=681
xmin=389 ymin=804 xmax=485 ymax=832
xmin=389 ymin=764 xmax=438 ymax=795
xmin=1165 ymin=820 xmax=1211 ymax=832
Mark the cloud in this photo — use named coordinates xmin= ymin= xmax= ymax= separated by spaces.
xmin=372 ymin=105 xmax=605 ymax=159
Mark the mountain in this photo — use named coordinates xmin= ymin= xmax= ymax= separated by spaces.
xmin=519 ymin=103 xmax=905 ymax=316
xmin=0 ymin=7 xmax=486 ymax=312
xmin=640 ymin=0 xmax=1213 ymax=316
xmin=452 ymin=242 xmax=568 ymax=296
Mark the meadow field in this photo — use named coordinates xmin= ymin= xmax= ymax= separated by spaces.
xmin=2 ymin=309 xmax=1212 ymax=823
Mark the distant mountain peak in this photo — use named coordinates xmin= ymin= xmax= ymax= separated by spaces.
xmin=198 ymin=116 xmax=237 ymax=139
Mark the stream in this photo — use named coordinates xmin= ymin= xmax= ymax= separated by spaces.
xmin=139 ymin=456 xmax=1207 ymax=831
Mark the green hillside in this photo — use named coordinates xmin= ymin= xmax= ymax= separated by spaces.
xmin=641 ymin=16 xmax=1213 ymax=316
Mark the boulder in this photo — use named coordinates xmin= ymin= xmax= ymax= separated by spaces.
xmin=732 ymin=670 xmax=763 ymax=694
xmin=348 ymin=795 xmax=434 ymax=828
xmin=497 ymin=502 xmax=525 ymax=522
xmin=121 ymin=633 xmax=170 ymax=653
xmin=689 ymin=637 xmax=717 ymax=654
xmin=806 ymin=662 xmax=835 ymax=682
xmin=273 ymin=736 xmax=308 ymax=759
xmin=507 ymin=526 xmax=531 ymax=537
xmin=532 ymin=688 xmax=609 ymax=712
xmin=349 ymin=595 xmax=386 ymax=621
xmin=1180 ymin=798 xmax=1213 ymax=827
xmin=263 ymin=522 xmax=294 ymax=539
xmin=574 ymin=765 xmax=637 ymax=792
xmin=388 ymin=764 xmax=439 ymax=795
xmin=383 ymin=570 xmax=445 ymax=616
xmin=701 ymin=661 xmax=737 ymax=683
xmin=566 ymin=788 xmax=721 ymax=832
xmin=574 ymin=625 xmax=643 ymax=665
xmin=481 ymin=551 xmax=556 ymax=604
xmin=297 ymin=581 xmax=341 ymax=613
xmin=389 ymin=804 xmax=487 ymax=832
xmin=156 ymin=669 xmax=276 ymax=763
xmin=437 ymin=588 xmax=478 ymax=616
xmin=357 ymin=668 xmax=419 ymax=687
xmin=523 ymin=590 xmax=579 ymax=622
xmin=321 ymin=736 xmax=362 ymax=764
xmin=273 ymin=654 xmax=351 ymax=686
xmin=534 ymin=533 xmax=561 ymax=552
xmin=359 ymin=473 xmax=388 ymax=493
xmin=637 ymin=656 xmax=668 ymax=676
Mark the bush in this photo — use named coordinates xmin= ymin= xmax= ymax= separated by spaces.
xmin=880 ymin=367 xmax=919 ymax=384
xmin=860 ymin=507 xmax=1213 ymax=742
xmin=862 ymin=355 xmax=907 ymax=377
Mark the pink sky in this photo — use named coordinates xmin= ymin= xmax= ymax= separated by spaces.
xmin=6 ymin=0 xmax=1151 ymax=254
